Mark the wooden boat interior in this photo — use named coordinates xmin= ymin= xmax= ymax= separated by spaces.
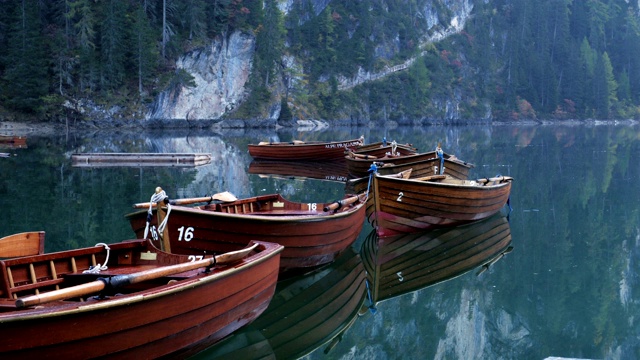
xmin=196 ymin=193 xmax=362 ymax=216
xmin=0 ymin=239 xmax=256 ymax=310
xmin=0 ymin=231 xmax=45 ymax=258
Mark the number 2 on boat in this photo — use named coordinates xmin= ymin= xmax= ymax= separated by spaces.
xmin=397 ymin=192 xmax=404 ymax=202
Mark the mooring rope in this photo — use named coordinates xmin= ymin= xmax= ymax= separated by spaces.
xmin=143 ymin=190 xmax=169 ymax=239
xmin=82 ymin=243 xmax=111 ymax=274
xmin=436 ymin=144 xmax=444 ymax=175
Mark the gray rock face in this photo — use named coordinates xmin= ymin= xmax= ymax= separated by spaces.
xmin=147 ymin=31 xmax=255 ymax=121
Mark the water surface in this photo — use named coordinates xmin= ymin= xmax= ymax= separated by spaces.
xmin=0 ymin=124 xmax=638 ymax=359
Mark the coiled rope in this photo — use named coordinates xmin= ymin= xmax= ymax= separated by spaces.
xmin=143 ymin=189 xmax=171 ymax=239
xmin=82 ymin=243 xmax=110 ymax=274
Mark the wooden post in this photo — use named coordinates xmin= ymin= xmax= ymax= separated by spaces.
xmin=154 ymin=188 xmax=172 ymax=253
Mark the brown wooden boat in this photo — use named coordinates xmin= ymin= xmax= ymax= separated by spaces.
xmin=126 ymin=190 xmax=367 ymax=272
xmin=248 ymin=159 xmax=349 ymax=182
xmin=361 ymin=211 xmax=513 ymax=305
xmin=346 ymin=145 xmax=474 ymax=179
xmin=248 ymin=138 xmax=364 ymax=161
xmin=191 ymin=246 xmax=367 ymax=359
xmin=353 ymin=139 xmax=417 ymax=153
xmin=367 ymin=171 xmax=513 ymax=236
xmin=0 ymin=238 xmax=283 ymax=359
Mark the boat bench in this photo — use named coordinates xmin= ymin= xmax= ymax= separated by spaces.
xmin=0 ymin=241 xmax=145 ymax=300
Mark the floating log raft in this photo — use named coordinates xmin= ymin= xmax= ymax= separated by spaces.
xmin=71 ymin=152 xmax=212 ymax=167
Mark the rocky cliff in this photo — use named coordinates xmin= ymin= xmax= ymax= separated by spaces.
xmin=147 ymin=0 xmax=474 ymax=123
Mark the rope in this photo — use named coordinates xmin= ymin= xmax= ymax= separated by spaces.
xmin=436 ymin=144 xmax=444 ymax=175
xmin=143 ymin=190 xmax=169 ymax=239
xmin=365 ymin=278 xmax=377 ymax=314
xmin=83 ymin=243 xmax=110 ymax=274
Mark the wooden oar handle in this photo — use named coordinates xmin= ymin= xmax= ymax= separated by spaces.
xmin=414 ymin=174 xmax=447 ymax=182
xmin=323 ymin=195 xmax=361 ymax=212
xmin=16 ymin=280 xmax=108 ymax=308
xmin=133 ymin=196 xmax=214 ymax=209
xmin=348 ymin=151 xmax=377 ymax=159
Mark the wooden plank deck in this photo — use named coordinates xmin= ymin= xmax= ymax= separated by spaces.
xmin=71 ymin=153 xmax=212 ymax=167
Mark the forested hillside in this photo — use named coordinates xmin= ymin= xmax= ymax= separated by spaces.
xmin=0 ymin=0 xmax=639 ymax=123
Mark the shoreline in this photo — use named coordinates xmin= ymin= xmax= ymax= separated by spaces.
xmin=1 ymin=118 xmax=637 ymax=137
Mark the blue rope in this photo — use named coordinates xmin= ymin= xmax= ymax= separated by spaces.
xmin=365 ymin=278 xmax=377 ymax=314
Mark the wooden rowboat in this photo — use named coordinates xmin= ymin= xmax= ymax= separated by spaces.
xmin=126 ymin=190 xmax=367 ymax=273
xmin=0 ymin=238 xmax=283 ymax=359
xmin=353 ymin=139 xmax=417 ymax=153
xmin=346 ymin=146 xmax=474 ymax=180
xmin=367 ymin=171 xmax=513 ymax=236
xmin=248 ymin=138 xmax=364 ymax=160
xmin=361 ymin=211 xmax=513 ymax=305
xmin=194 ymin=246 xmax=367 ymax=359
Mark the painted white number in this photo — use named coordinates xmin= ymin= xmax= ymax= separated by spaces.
xmin=150 ymin=226 xmax=159 ymax=241
xmin=307 ymin=203 xmax=317 ymax=211
xmin=188 ymin=255 xmax=204 ymax=262
xmin=177 ymin=226 xmax=195 ymax=241
xmin=397 ymin=192 xmax=404 ymax=202
xmin=396 ymin=271 xmax=404 ymax=282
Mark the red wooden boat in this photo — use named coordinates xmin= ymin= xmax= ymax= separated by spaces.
xmin=126 ymin=190 xmax=367 ymax=272
xmin=346 ymin=144 xmax=473 ymax=179
xmin=248 ymin=138 xmax=363 ymax=160
xmin=361 ymin=211 xmax=513 ymax=305
xmin=367 ymin=171 xmax=513 ymax=236
xmin=0 ymin=238 xmax=283 ymax=359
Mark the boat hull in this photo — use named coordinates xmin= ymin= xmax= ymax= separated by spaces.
xmin=369 ymin=175 xmax=512 ymax=236
xmin=0 ymin=240 xmax=282 ymax=359
xmin=127 ymin=194 xmax=366 ymax=272
xmin=248 ymin=139 xmax=363 ymax=160
xmin=346 ymin=151 xmax=473 ymax=180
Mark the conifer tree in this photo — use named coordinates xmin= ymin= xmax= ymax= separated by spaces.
xmin=3 ymin=1 xmax=49 ymax=113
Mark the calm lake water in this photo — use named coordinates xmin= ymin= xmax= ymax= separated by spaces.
xmin=1 ymin=123 xmax=639 ymax=359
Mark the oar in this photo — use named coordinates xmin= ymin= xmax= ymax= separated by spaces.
xmin=132 ymin=191 xmax=238 ymax=209
xmin=476 ymin=176 xmax=514 ymax=185
xmin=348 ymin=151 xmax=377 ymax=160
xmin=323 ymin=194 xmax=363 ymax=212
xmin=15 ymin=243 xmax=259 ymax=309
xmin=413 ymin=174 xmax=447 ymax=182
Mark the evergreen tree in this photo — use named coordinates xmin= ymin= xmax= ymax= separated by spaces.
xmin=3 ymin=0 xmax=49 ymax=113
xmin=256 ymin=0 xmax=285 ymax=87
xmin=130 ymin=1 xmax=158 ymax=96
xmin=99 ymin=0 xmax=128 ymax=90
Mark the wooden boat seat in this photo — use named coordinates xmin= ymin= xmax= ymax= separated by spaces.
xmin=0 ymin=231 xmax=45 ymax=258
xmin=241 ymin=210 xmax=322 ymax=216
xmin=0 ymin=240 xmax=147 ymax=300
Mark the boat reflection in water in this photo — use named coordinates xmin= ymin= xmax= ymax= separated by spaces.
xmin=248 ymin=159 xmax=349 ymax=183
xmin=361 ymin=210 xmax=513 ymax=307
xmin=191 ymin=246 xmax=367 ymax=359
